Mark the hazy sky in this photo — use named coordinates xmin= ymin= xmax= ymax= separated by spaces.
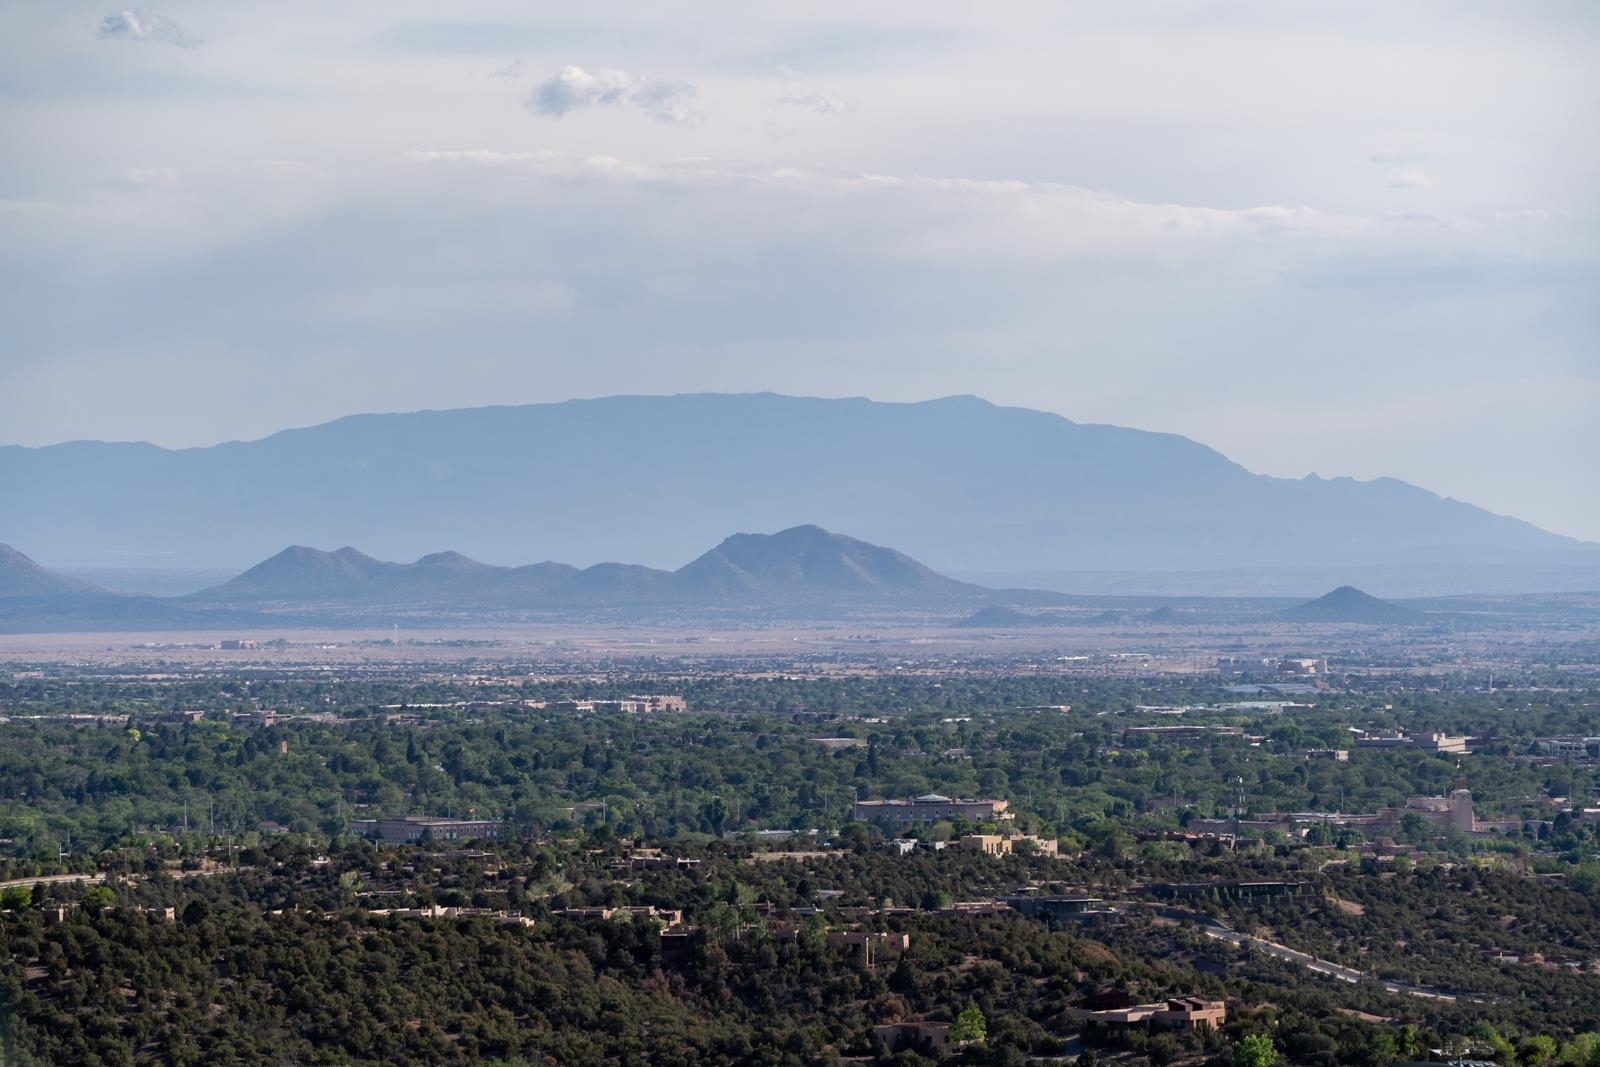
xmin=4 ymin=2 xmax=1597 ymax=539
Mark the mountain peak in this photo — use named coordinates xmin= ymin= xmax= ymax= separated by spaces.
xmin=194 ymin=544 xmax=392 ymax=600
xmin=0 ymin=544 xmax=105 ymax=598
xmin=414 ymin=550 xmax=483 ymax=569
xmin=1282 ymin=585 xmax=1424 ymax=624
xmin=678 ymin=525 xmax=977 ymax=597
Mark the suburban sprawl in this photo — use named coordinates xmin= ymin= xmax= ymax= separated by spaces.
xmin=2 ymin=622 xmax=1599 ymax=1067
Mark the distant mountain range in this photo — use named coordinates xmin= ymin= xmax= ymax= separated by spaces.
xmin=4 ymin=534 xmax=1590 ymax=634
xmin=192 ymin=525 xmax=984 ymax=610
xmin=0 ymin=527 xmax=1004 ymax=631
xmin=5 ymin=394 xmax=1594 ymax=595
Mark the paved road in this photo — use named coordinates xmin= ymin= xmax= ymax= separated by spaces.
xmin=0 ymin=871 xmax=107 ymax=891
xmin=1155 ymin=903 xmax=1488 ymax=1003
xmin=1202 ymin=927 xmax=1368 ymax=985
xmin=1 ymin=866 xmax=233 ymax=893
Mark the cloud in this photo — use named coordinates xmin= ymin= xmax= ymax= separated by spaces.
xmin=402 ymin=147 xmax=1366 ymax=257
xmin=1368 ymin=154 xmax=1430 ymax=190
xmin=489 ymin=58 xmax=523 ymax=79
xmin=774 ymin=88 xmax=852 ymax=115
xmin=404 ymin=149 xmax=538 ymax=165
xmin=766 ymin=68 xmax=852 ymax=118
xmin=1388 ymin=166 xmax=1432 ymax=189
xmin=96 ymin=9 xmax=202 ymax=48
xmin=121 ymin=167 xmax=178 ymax=187
xmin=526 ymin=65 xmax=701 ymax=125
xmin=1368 ymin=151 xmax=1421 ymax=165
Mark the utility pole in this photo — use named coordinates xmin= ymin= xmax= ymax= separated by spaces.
xmin=1231 ymin=776 xmax=1245 ymax=852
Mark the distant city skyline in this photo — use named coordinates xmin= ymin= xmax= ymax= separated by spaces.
xmin=3 ymin=3 xmax=1595 ymax=539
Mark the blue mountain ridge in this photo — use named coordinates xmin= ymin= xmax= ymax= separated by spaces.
xmin=2 ymin=393 xmax=1590 ymax=575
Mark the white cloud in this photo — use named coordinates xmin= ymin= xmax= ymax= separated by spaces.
xmin=764 ymin=67 xmax=853 ymax=127
xmin=526 ymin=65 xmax=702 ymax=125
xmin=403 ymin=148 xmax=1362 ymax=254
xmin=404 ymin=149 xmax=538 ymax=165
xmin=1368 ymin=151 xmax=1422 ymax=165
xmin=489 ymin=58 xmax=523 ymax=79
xmin=774 ymin=88 xmax=852 ymax=115
xmin=96 ymin=9 xmax=202 ymax=48
xmin=1389 ymin=166 xmax=1432 ymax=189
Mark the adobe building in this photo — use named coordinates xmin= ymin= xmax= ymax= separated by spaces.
xmin=958 ymin=834 xmax=1012 ymax=856
xmin=827 ymin=930 xmax=910 ymax=968
xmin=874 ymin=1020 xmax=951 ymax=1054
xmin=1073 ymin=996 xmax=1227 ymax=1035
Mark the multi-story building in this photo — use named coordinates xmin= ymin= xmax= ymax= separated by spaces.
xmin=853 ymin=794 xmax=1010 ymax=826
xmin=1409 ymin=732 xmax=1469 ymax=754
xmin=1354 ymin=730 xmax=1468 ymax=754
xmin=348 ymin=815 xmax=507 ymax=844
xmin=1393 ymin=787 xmax=1476 ymax=833
xmin=546 ymin=695 xmax=687 ymax=714
xmin=1537 ymin=737 xmax=1600 ymax=758
xmin=620 ymin=694 xmax=687 ymax=713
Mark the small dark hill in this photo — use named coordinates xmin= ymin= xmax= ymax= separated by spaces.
xmin=952 ymin=605 xmax=1036 ymax=628
xmin=1136 ymin=606 xmax=1189 ymax=625
xmin=1282 ymin=585 xmax=1424 ymax=624
xmin=676 ymin=525 xmax=977 ymax=598
xmin=573 ymin=563 xmax=676 ymax=598
xmin=0 ymin=544 xmax=104 ymax=597
xmin=0 ymin=594 xmax=276 ymax=634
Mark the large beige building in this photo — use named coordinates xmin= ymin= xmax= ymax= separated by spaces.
xmin=958 ymin=834 xmax=1012 ymax=856
xmin=1398 ymin=787 xmax=1476 ymax=833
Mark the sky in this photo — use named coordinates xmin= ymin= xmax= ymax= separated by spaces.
xmin=3 ymin=2 xmax=1597 ymax=541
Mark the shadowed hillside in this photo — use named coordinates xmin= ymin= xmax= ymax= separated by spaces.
xmin=0 ymin=544 xmax=104 ymax=598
